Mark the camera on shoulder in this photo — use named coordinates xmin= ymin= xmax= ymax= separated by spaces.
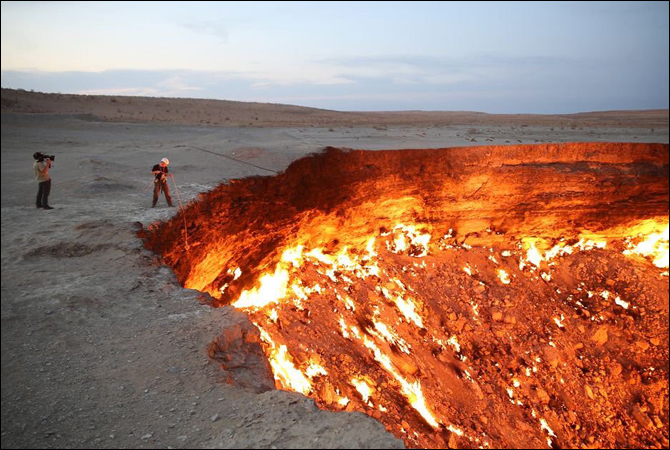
xmin=33 ymin=152 xmax=55 ymax=162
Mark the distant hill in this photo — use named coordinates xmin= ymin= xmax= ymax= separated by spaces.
xmin=2 ymin=88 xmax=668 ymax=129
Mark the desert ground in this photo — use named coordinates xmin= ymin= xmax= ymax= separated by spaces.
xmin=1 ymin=91 xmax=668 ymax=449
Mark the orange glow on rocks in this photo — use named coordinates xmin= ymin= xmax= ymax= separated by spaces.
xmin=143 ymin=143 xmax=669 ymax=449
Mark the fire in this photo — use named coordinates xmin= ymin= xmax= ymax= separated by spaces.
xmin=447 ymin=335 xmax=461 ymax=353
xmin=391 ymin=293 xmax=424 ymax=328
xmin=222 ymin=219 xmax=669 ymax=447
xmin=623 ymin=222 xmax=669 ymax=269
xmin=553 ymin=316 xmax=565 ymax=328
xmin=267 ymin=344 xmax=312 ymax=395
xmin=145 ymin=143 xmax=669 ymax=450
xmin=387 ymin=224 xmax=431 ymax=257
xmin=370 ymin=320 xmax=412 ymax=354
xmin=539 ymin=417 xmax=557 ymax=447
xmin=351 ymin=377 xmax=374 ymax=406
xmin=525 ymin=242 xmax=543 ymax=267
xmin=305 ymin=361 xmax=328 ymax=378
xmin=614 ymin=296 xmax=629 ymax=309
xmin=497 ymin=268 xmax=511 ymax=284
xmin=232 ymin=267 xmax=290 ymax=309
xmin=361 ymin=336 xmax=440 ymax=429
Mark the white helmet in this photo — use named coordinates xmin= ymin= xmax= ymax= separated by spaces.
xmin=161 ymin=158 xmax=170 ymax=165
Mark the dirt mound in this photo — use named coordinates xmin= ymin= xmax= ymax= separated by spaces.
xmin=3 ymin=88 xmax=668 ymax=129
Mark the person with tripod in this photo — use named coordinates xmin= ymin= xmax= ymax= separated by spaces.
xmin=151 ymin=157 xmax=174 ymax=208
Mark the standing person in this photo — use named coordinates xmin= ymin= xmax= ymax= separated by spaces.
xmin=33 ymin=152 xmax=54 ymax=210
xmin=151 ymin=157 xmax=173 ymax=207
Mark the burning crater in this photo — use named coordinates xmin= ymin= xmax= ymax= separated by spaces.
xmin=143 ymin=143 xmax=669 ymax=449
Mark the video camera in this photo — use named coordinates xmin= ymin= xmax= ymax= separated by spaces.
xmin=33 ymin=152 xmax=55 ymax=162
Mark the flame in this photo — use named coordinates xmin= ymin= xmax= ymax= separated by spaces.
xmin=361 ymin=337 xmax=440 ymax=429
xmin=391 ymin=293 xmax=424 ymax=328
xmin=388 ymin=224 xmax=431 ymax=257
xmin=496 ymin=268 xmax=511 ymax=284
xmin=447 ymin=335 xmax=461 ymax=353
xmin=282 ymin=245 xmax=304 ymax=267
xmin=141 ymin=141 xmax=670 ymax=450
xmin=306 ymin=362 xmax=328 ymax=378
xmin=539 ymin=417 xmax=557 ymax=437
xmin=351 ymin=377 xmax=374 ymax=405
xmin=574 ymin=238 xmax=607 ymax=251
xmin=525 ymin=242 xmax=543 ymax=267
xmin=232 ymin=267 xmax=290 ymax=309
xmin=370 ymin=320 xmax=412 ymax=354
xmin=522 ymin=235 xmax=607 ymax=269
xmin=614 ymin=296 xmax=629 ymax=309
xmin=223 ymin=219 xmax=668 ymax=448
xmin=269 ymin=344 xmax=312 ymax=395
xmin=623 ymin=223 xmax=669 ymax=268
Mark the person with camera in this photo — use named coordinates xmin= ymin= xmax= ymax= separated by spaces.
xmin=151 ymin=157 xmax=174 ymax=208
xmin=33 ymin=152 xmax=55 ymax=210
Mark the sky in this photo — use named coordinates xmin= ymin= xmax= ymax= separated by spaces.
xmin=1 ymin=1 xmax=668 ymax=113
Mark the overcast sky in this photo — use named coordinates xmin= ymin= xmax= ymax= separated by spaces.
xmin=1 ymin=1 xmax=668 ymax=113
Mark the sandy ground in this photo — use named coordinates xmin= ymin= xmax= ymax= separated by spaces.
xmin=1 ymin=111 xmax=668 ymax=449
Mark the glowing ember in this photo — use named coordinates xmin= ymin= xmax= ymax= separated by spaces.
xmin=553 ymin=316 xmax=565 ymax=328
xmin=447 ymin=335 xmax=461 ymax=353
xmin=351 ymin=378 xmax=374 ymax=405
xmin=540 ymin=417 xmax=557 ymax=437
xmin=506 ymin=387 xmax=514 ymax=399
xmin=497 ymin=268 xmax=511 ymax=284
xmin=614 ymin=296 xmax=629 ymax=309
xmin=526 ymin=242 xmax=543 ymax=267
